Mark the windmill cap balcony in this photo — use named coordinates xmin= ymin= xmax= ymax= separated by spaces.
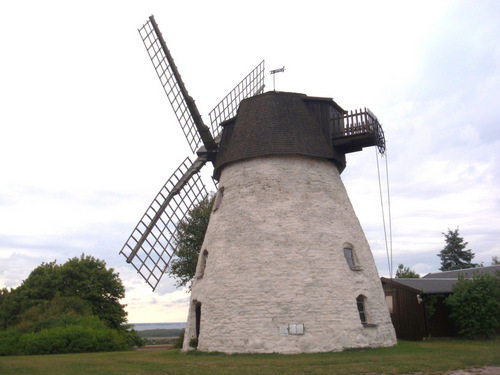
xmin=332 ymin=108 xmax=386 ymax=154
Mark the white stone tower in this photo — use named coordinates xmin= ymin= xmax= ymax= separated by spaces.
xmin=183 ymin=92 xmax=396 ymax=353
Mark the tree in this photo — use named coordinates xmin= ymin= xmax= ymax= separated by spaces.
xmin=168 ymin=194 xmax=214 ymax=289
xmin=0 ymin=288 xmax=10 ymax=305
xmin=492 ymin=256 xmax=500 ymax=265
xmin=12 ymin=294 xmax=93 ymax=334
xmin=395 ymin=264 xmax=420 ymax=278
xmin=445 ymin=272 xmax=500 ymax=339
xmin=437 ymin=228 xmax=479 ymax=271
xmin=0 ymin=255 xmax=144 ymax=354
xmin=0 ymin=254 xmax=127 ymax=330
xmin=58 ymin=255 xmax=126 ymax=329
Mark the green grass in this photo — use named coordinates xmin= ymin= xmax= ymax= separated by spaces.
xmin=0 ymin=339 xmax=499 ymax=375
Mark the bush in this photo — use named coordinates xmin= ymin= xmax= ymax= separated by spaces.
xmin=445 ymin=272 xmax=500 ymax=339
xmin=0 ymin=315 xmax=142 ymax=356
xmin=189 ymin=337 xmax=198 ymax=348
xmin=173 ymin=329 xmax=185 ymax=348
xmin=0 ymin=331 xmax=21 ymax=356
xmin=123 ymin=327 xmax=145 ymax=348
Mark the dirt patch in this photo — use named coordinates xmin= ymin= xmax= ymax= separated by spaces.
xmin=446 ymin=368 xmax=500 ymax=375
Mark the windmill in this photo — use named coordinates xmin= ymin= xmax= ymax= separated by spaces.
xmin=120 ymin=15 xmax=396 ymax=353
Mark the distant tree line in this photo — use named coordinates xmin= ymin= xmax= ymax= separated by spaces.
xmin=0 ymin=254 xmax=143 ymax=356
xmin=138 ymin=328 xmax=184 ymax=338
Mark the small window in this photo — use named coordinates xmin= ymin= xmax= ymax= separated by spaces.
xmin=356 ymin=295 xmax=377 ymax=327
xmin=196 ymin=250 xmax=208 ymax=278
xmin=344 ymin=247 xmax=355 ymax=268
xmin=212 ymin=187 xmax=224 ymax=212
xmin=344 ymin=245 xmax=362 ymax=271
xmin=356 ymin=295 xmax=367 ymax=324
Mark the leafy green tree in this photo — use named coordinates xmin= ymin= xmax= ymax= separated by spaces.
xmin=445 ymin=272 xmax=500 ymax=339
xmin=0 ymin=288 xmax=10 ymax=305
xmin=0 ymin=287 xmax=23 ymax=329
xmin=395 ymin=264 xmax=420 ymax=278
xmin=438 ymin=228 xmax=479 ymax=271
xmin=19 ymin=260 xmax=61 ymax=310
xmin=168 ymin=194 xmax=214 ymax=289
xmin=13 ymin=294 xmax=93 ymax=334
xmin=492 ymin=256 xmax=500 ymax=265
xmin=0 ymin=255 xmax=144 ymax=355
xmin=58 ymin=255 xmax=126 ymax=329
xmin=0 ymin=254 xmax=127 ymax=330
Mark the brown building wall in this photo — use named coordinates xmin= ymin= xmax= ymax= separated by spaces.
xmin=382 ymin=279 xmax=428 ymax=341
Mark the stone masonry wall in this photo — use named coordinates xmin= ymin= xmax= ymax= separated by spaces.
xmin=183 ymin=155 xmax=396 ymax=353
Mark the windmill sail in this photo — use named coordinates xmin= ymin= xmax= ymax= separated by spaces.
xmin=208 ymin=60 xmax=265 ymax=138
xmin=119 ymin=157 xmax=208 ymax=290
xmin=139 ymin=16 xmax=216 ymax=154
xmin=124 ymin=16 xmax=266 ymax=291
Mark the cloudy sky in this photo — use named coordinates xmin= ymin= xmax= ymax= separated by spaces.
xmin=1 ymin=1 xmax=499 ymax=323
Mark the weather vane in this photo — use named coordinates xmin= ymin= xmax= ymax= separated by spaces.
xmin=269 ymin=66 xmax=285 ymax=91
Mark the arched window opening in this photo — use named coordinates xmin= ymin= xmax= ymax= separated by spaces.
xmin=195 ymin=302 xmax=202 ymax=340
xmin=344 ymin=247 xmax=355 ymax=268
xmin=201 ymin=250 xmax=208 ymax=275
xmin=212 ymin=186 xmax=224 ymax=212
xmin=197 ymin=250 xmax=209 ymax=279
xmin=356 ymin=295 xmax=377 ymax=327
xmin=344 ymin=244 xmax=362 ymax=271
xmin=356 ymin=295 xmax=367 ymax=325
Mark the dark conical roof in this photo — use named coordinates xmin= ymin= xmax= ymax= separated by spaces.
xmin=214 ymin=91 xmax=345 ymax=179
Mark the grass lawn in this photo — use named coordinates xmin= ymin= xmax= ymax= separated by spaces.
xmin=0 ymin=339 xmax=499 ymax=375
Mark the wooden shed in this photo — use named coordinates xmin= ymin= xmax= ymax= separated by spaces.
xmin=381 ymin=278 xmax=430 ymax=340
xmin=381 ymin=277 xmax=460 ymax=340
xmin=381 ymin=265 xmax=500 ymax=340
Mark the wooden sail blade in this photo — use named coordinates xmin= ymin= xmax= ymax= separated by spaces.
xmin=138 ymin=16 xmax=216 ymax=154
xmin=208 ymin=60 xmax=265 ymax=139
xmin=119 ymin=156 xmax=208 ymax=291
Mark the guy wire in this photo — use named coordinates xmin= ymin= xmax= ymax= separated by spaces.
xmin=376 ymin=148 xmax=393 ymax=279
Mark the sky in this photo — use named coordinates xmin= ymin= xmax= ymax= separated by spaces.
xmin=1 ymin=1 xmax=499 ymax=323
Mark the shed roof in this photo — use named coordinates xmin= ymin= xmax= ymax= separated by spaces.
xmin=422 ymin=265 xmax=500 ymax=279
xmin=383 ymin=265 xmax=500 ymax=295
xmin=385 ymin=278 xmax=458 ymax=294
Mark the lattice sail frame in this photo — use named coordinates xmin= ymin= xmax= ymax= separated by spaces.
xmin=139 ymin=18 xmax=203 ymax=154
xmin=119 ymin=157 xmax=208 ymax=290
xmin=125 ymin=16 xmax=267 ymax=291
xmin=209 ymin=61 xmax=265 ymax=138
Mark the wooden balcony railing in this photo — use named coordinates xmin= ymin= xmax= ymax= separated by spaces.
xmin=332 ymin=108 xmax=386 ymax=154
